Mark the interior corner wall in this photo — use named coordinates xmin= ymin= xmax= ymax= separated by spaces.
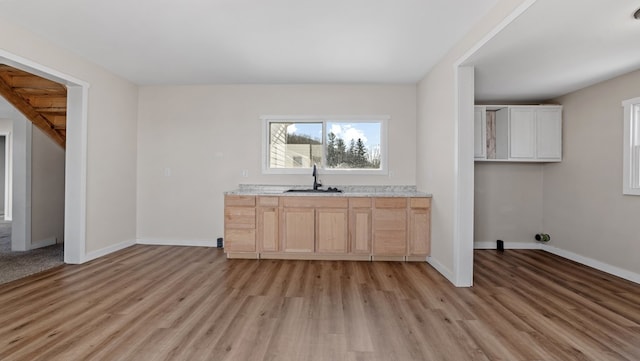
xmin=474 ymin=162 xmax=543 ymax=246
xmin=0 ymin=21 xmax=139 ymax=257
xmin=0 ymin=136 xmax=5 ymax=216
xmin=11 ymin=113 xmax=30 ymax=251
xmin=543 ymin=68 xmax=640 ymax=276
xmin=417 ymin=69 xmax=456 ymax=277
xmin=416 ymin=0 xmax=530 ymax=281
xmin=136 ymin=84 xmax=417 ymax=244
xmin=0 ymin=117 xmax=12 ymax=218
xmin=30 ymin=125 xmax=65 ymax=247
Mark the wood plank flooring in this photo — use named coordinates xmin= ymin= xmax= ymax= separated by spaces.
xmin=0 ymin=246 xmax=638 ymax=361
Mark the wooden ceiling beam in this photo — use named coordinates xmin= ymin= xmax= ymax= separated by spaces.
xmin=34 ymin=108 xmax=67 ymax=114
xmin=28 ymin=96 xmax=67 ymax=109
xmin=14 ymin=87 xmax=67 ymax=96
xmin=0 ymin=76 xmax=65 ymax=148
xmin=44 ymin=114 xmax=67 ymax=130
xmin=5 ymin=75 xmax=67 ymax=90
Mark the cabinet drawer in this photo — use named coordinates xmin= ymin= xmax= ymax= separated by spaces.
xmin=257 ymin=196 xmax=279 ymax=207
xmin=349 ymin=198 xmax=371 ymax=208
xmin=410 ymin=197 xmax=431 ymax=209
xmin=373 ymin=230 xmax=406 ymax=255
xmin=225 ymin=229 xmax=256 ymax=252
xmin=225 ymin=195 xmax=256 ymax=207
xmin=224 ymin=207 xmax=256 ymax=228
xmin=373 ymin=208 xmax=406 ymax=230
xmin=374 ymin=197 xmax=407 ymax=208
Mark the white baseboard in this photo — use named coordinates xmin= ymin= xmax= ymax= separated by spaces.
xmin=426 ymin=256 xmax=455 ymax=284
xmin=136 ymin=239 xmax=217 ymax=247
xmin=31 ymin=237 xmax=57 ymax=250
xmin=474 ymin=241 xmax=542 ymax=250
xmin=542 ymin=245 xmax=640 ymax=285
xmin=474 ymin=241 xmax=639 ymax=285
xmin=83 ymin=239 xmax=136 ymax=263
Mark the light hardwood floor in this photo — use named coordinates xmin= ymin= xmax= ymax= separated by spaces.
xmin=0 ymin=246 xmax=638 ymax=361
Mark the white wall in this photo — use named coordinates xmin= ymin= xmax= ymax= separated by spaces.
xmin=544 ymin=69 xmax=640 ymax=276
xmin=0 ymin=136 xmax=5 ymax=216
xmin=31 ymin=125 xmax=65 ymax=246
xmin=416 ymin=0 xmax=530 ymax=282
xmin=11 ymin=113 xmax=31 ymax=251
xmin=9 ymin=113 xmax=65 ymax=250
xmin=137 ymin=84 xmax=417 ymax=244
xmin=0 ymin=20 xmax=138 ymax=256
xmin=474 ymin=163 xmax=543 ymax=246
xmin=0 ymin=117 xmax=12 ymax=219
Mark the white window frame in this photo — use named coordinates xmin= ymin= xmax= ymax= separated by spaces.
xmin=261 ymin=115 xmax=389 ymax=175
xmin=622 ymin=97 xmax=640 ymax=195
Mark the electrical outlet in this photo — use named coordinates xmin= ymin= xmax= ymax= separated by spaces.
xmin=242 ymin=170 xmax=249 ymax=177
xmin=164 ymin=167 xmax=171 ymax=177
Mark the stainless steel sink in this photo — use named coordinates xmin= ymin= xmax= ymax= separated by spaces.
xmin=284 ymin=187 xmax=342 ymax=193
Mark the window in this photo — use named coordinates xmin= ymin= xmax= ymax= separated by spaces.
xmin=262 ymin=116 xmax=388 ymax=174
xmin=267 ymin=121 xmax=323 ymax=169
xmin=622 ymin=97 xmax=640 ymax=195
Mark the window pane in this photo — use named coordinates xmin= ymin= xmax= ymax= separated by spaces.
xmin=326 ymin=122 xmax=381 ymax=169
xmin=269 ymin=122 xmax=322 ymax=168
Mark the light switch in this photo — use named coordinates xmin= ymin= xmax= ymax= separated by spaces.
xmin=164 ymin=167 xmax=171 ymax=177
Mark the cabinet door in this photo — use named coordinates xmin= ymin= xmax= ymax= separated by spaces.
xmin=474 ymin=106 xmax=486 ymax=159
xmin=257 ymin=207 xmax=279 ymax=252
xmin=350 ymin=207 xmax=371 ymax=253
xmin=224 ymin=206 xmax=256 ymax=252
xmin=372 ymin=198 xmax=407 ymax=256
xmin=257 ymin=197 xmax=279 ymax=252
xmin=408 ymin=200 xmax=430 ymax=256
xmin=281 ymin=207 xmax=315 ymax=253
xmin=349 ymin=198 xmax=372 ymax=254
xmin=509 ymin=108 xmax=536 ymax=159
xmin=536 ymin=108 xmax=562 ymax=160
xmin=316 ymin=208 xmax=348 ymax=253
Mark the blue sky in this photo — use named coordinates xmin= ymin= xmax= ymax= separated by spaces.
xmin=287 ymin=122 xmax=381 ymax=146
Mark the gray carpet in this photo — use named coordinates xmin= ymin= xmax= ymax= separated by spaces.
xmin=0 ymin=222 xmax=64 ymax=285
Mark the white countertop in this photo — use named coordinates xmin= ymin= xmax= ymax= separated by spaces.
xmin=225 ymin=184 xmax=432 ymax=198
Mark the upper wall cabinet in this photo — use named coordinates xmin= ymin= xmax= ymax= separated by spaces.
xmin=474 ymin=107 xmax=486 ymax=159
xmin=474 ymin=105 xmax=562 ymax=162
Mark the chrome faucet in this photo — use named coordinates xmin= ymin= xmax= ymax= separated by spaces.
xmin=312 ymin=164 xmax=322 ymax=190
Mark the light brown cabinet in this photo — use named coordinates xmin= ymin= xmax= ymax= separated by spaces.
xmin=224 ymin=194 xmax=430 ymax=261
xmin=316 ymin=207 xmax=349 ymax=253
xmin=281 ymin=197 xmax=349 ymax=254
xmin=349 ymin=198 xmax=372 ymax=254
xmin=257 ymin=196 xmax=279 ymax=252
xmin=224 ymin=195 xmax=256 ymax=253
xmin=372 ymin=198 xmax=407 ymax=257
xmin=408 ymin=198 xmax=431 ymax=259
xmin=281 ymin=207 xmax=315 ymax=253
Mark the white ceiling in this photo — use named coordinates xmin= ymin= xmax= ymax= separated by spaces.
xmin=0 ymin=0 xmax=499 ymax=85
xmin=0 ymin=0 xmax=638 ymax=103
xmin=467 ymin=0 xmax=640 ymax=103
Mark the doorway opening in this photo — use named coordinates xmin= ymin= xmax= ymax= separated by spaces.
xmin=0 ymin=49 xmax=88 ymax=266
xmin=0 ymin=82 xmax=67 ymax=283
